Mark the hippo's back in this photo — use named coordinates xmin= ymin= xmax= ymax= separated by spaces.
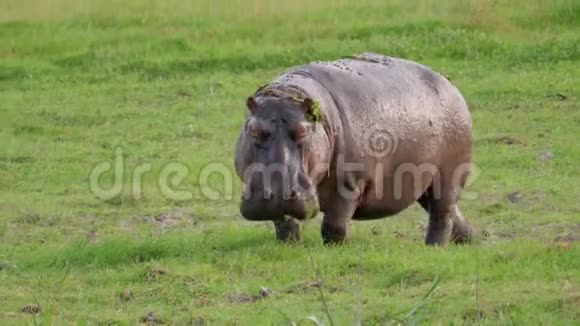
xmin=289 ymin=53 xmax=472 ymax=164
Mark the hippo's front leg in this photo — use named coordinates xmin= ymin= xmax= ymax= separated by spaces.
xmin=274 ymin=217 xmax=301 ymax=242
xmin=321 ymin=196 xmax=358 ymax=244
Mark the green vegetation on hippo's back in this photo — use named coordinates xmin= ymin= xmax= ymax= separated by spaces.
xmin=254 ymin=84 xmax=324 ymax=122
xmin=306 ymin=100 xmax=323 ymax=123
xmin=0 ymin=0 xmax=579 ymax=324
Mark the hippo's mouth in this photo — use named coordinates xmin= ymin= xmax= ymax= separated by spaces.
xmin=240 ymin=195 xmax=319 ymax=221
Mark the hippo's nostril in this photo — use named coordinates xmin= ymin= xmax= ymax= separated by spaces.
xmin=289 ymin=190 xmax=298 ymax=199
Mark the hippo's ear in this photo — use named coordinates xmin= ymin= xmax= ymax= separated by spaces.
xmin=301 ymin=98 xmax=322 ymax=122
xmin=246 ymin=96 xmax=258 ymax=114
xmin=301 ymin=98 xmax=314 ymax=115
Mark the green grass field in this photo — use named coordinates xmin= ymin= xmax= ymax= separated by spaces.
xmin=1 ymin=0 xmax=579 ymax=324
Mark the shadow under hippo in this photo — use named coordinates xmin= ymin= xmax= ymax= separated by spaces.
xmin=234 ymin=53 xmax=473 ymax=245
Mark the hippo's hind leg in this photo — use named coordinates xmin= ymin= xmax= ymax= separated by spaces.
xmin=418 ymin=178 xmax=473 ymax=246
xmin=274 ymin=217 xmax=301 ymax=242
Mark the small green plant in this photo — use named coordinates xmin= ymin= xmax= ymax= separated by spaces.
xmin=306 ymin=100 xmax=323 ymax=123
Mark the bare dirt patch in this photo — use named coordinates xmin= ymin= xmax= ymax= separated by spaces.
xmin=144 ymin=267 xmax=169 ymax=282
xmin=20 ymin=304 xmax=41 ymax=315
xmin=480 ymin=227 xmax=517 ymax=242
xmin=150 ymin=210 xmax=198 ymax=229
xmin=227 ymin=287 xmax=274 ymax=304
xmin=537 ymin=151 xmax=555 ymax=162
xmin=86 ymin=230 xmax=98 ymax=244
xmin=154 ymin=213 xmax=183 ymax=227
xmin=479 ymin=136 xmax=527 ymax=146
xmin=118 ymin=288 xmax=133 ymax=302
xmin=285 ymin=280 xmax=322 ymax=294
xmin=283 ymin=280 xmax=338 ymax=294
xmin=507 ymin=191 xmax=523 ymax=203
xmin=17 ymin=210 xmax=41 ymax=224
xmin=227 ymin=293 xmax=261 ymax=304
xmin=193 ymin=295 xmax=213 ymax=307
xmin=532 ymin=223 xmax=580 ymax=233
xmin=140 ymin=312 xmax=164 ymax=324
xmin=554 ymin=233 xmax=580 ymax=247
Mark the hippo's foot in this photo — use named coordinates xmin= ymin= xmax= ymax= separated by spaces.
xmin=425 ymin=216 xmax=453 ymax=245
xmin=424 ymin=205 xmax=472 ymax=245
xmin=321 ymin=198 xmax=357 ymax=245
xmin=450 ymin=206 xmax=473 ymax=244
xmin=321 ymin=221 xmax=349 ymax=245
xmin=418 ymin=186 xmax=473 ymax=246
xmin=274 ymin=217 xmax=301 ymax=242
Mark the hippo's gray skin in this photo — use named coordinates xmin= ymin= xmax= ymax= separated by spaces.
xmin=234 ymin=53 xmax=473 ymax=245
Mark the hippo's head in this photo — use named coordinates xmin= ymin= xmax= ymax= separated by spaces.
xmin=235 ymin=95 xmax=329 ymax=221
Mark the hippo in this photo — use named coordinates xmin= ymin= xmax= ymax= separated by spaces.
xmin=234 ymin=52 xmax=473 ymax=245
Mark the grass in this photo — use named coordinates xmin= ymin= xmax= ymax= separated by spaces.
xmin=1 ymin=0 xmax=579 ymax=324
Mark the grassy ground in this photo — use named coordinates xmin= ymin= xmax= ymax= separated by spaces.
xmin=1 ymin=0 xmax=579 ymax=324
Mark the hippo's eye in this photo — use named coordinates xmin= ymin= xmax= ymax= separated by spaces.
xmin=248 ymin=124 xmax=270 ymax=142
xmin=291 ymin=123 xmax=309 ymax=142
